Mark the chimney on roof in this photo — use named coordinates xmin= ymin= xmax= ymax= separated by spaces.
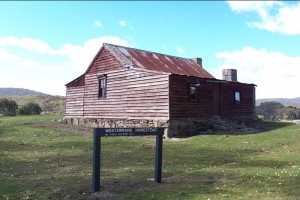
xmin=222 ymin=69 xmax=237 ymax=82
xmin=192 ymin=57 xmax=202 ymax=67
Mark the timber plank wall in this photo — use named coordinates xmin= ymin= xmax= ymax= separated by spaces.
xmin=65 ymin=75 xmax=85 ymax=118
xmin=66 ymin=47 xmax=170 ymax=120
xmin=169 ymin=74 xmax=214 ymax=119
xmin=65 ymin=86 xmax=84 ymax=117
xmin=169 ymin=74 xmax=255 ymax=119
xmin=84 ymin=69 xmax=169 ymax=119
xmin=220 ymin=82 xmax=255 ymax=117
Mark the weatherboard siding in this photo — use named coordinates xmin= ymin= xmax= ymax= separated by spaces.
xmin=220 ymin=82 xmax=255 ymax=116
xmin=83 ymin=69 xmax=169 ymax=119
xmin=86 ymin=48 xmax=123 ymax=74
xmin=65 ymin=86 xmax=84 ymax=117
xmin=169 ymin=74 xmax=255 ymax=119
xmin=169 ymin=74 xmax=214 ymax=119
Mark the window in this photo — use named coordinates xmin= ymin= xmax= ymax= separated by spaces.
xmin=98 ymin=75 xmax=107 ymax=98
xmin=234 ymin=91 xmax=241 ymax=104
xmin=189 ymin=85 xmax=198 ymax=101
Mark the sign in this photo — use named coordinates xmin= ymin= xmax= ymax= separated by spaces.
xmin=92 ymin=127 xmax=164 ymax=192
xmin=97 ymin=127 xmax=164 ymax=137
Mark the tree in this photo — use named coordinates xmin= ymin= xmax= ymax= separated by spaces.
xmin=18 ymin=102 xmax=42 ymax=115
xmin=256 ymin=101 xmax=300 ymax=120
xmin=256 ymin=101 xmax=284 ymax=120
xmin=0 ymin=98 xmax=17 ymax=116
xmin=280 ymin=106 xmax=300 ymax=120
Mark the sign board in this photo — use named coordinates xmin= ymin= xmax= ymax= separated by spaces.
xmin=92 ymin=127 xmax=164 ymax=192
xmin=97 ymin=127 xmax=164 ymax=137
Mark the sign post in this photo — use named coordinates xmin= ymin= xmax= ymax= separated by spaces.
xmin=155 ymin=134 xmax=163 ymax=183
xmin=92 ymin=127 xmax=164 ymax=192
xmin=92 ymin=129 xmax=101 ymax=192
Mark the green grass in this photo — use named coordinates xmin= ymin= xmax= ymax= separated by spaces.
xmin=0 ymin=116 xmax=299 ymax=200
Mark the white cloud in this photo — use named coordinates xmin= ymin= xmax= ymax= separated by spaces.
xmin=0 ymin=49 xmax=20 ymax=61
xmin=0 ymin=73 xmax=67 ymax=96
xmin=119 ymin=20 xmax=126 ymax=26
xmin=15 ymin=60 xmax=65 ymax=71
xmin=58 ymin=36 xmax=129 ymax=71
xmin=0 ymin=36 xmax=56 ymax=55
xmin=94 ymin=20 xmax=102 ymax=27
xmin=215 ymin=46 xmax=300 ymax=98
xmin=227 ymin=1 xmax=283 ymax=12
xmin=176 ymin=47 xmax=185 ymax=54
xmin=227 ymin=1 xmax=300 ymax=35
xmin=0 ymin=36 xmax=129 ymax=95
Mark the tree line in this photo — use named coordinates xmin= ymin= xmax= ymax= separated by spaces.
xmin=256 ymin=101 xmax=300 ymax=120
xmin=0 ymin=98 xmax=42 ymax=116
xmin=0 ymin=96 xmax=65 ymax=116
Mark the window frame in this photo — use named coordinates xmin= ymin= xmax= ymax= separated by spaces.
xmin=98 ymin=75 xmax=107 ymax=98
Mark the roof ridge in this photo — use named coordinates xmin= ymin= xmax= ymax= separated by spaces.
xmin=103 ymin=43 xmax=196 ymax=61
xmin=104 ymin=43 xmax=134 ymax=69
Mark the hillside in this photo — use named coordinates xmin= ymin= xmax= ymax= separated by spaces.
xmin=257 ymin=97 xmax=300 ymax=108
xmin=0 ymin=87 xmax=47 ymax=96
xmin=0 ymin=88 xmax=65 ymax=114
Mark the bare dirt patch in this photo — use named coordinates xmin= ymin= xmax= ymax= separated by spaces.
xmin=29 ymin=121 xmax=93 ymax=135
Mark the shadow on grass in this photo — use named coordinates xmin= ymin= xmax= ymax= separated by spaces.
xmin=212 ymin=121 xmax=294 ymax=136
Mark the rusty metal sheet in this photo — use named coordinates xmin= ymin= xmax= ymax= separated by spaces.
xmin=104 ymin=43 xmax=215 ymax=79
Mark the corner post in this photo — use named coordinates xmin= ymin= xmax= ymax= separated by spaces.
xmin=93 ymin=129 xmax=101 ymax=192
xmin=155 ymin=134 xmax=163 ymax=183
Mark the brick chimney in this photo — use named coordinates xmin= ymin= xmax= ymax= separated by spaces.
xmin=191 ymin=57 xmax=202 ymax=67
xmin=222 ymin=69 xmax=237 ymax=82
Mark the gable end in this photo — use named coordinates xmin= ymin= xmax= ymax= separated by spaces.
xmin=85 ymin=46 xmax=124 ymax=74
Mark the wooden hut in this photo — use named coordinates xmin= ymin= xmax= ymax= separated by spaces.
xmin=65 ymin=43 xmax=256 ymax=137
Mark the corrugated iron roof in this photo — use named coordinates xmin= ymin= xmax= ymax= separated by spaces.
xmin=104 ymin=43 xmax=215 ymax=79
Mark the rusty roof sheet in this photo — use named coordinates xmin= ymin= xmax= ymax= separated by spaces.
xmin=104 ymin=43 xmax=215 ymax=79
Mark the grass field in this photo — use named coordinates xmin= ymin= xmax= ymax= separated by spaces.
xmin=0 ymin=116 xmax=299 ymax=200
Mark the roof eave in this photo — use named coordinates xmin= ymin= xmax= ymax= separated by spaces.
xmin=65 ymin=74 xmax=85 ymax=87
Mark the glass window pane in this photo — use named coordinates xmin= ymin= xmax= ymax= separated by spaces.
xmin=190 ymin=86 xmax=197 ymax=100
xmin=235 ymin=92 xmax=240 ymax=102
xmin=100 ymin=79 xmax=105 ymax=87
xmin=100 ymin=89 xmax=105 ymax=97
xmin=99 ymin=77 xmax=106 ymax=98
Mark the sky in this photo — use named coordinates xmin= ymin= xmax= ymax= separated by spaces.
xmin=0 ymin=1 xmax=300 ymax=99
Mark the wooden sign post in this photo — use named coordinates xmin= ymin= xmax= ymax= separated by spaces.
xmin=92 ymin=127 xmax=164 ymax=192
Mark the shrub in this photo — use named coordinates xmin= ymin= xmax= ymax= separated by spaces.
xmin=18 ymin=102 xmax=42 ymax=115
xmin=0 ymin=98 xmax=17 ymax=116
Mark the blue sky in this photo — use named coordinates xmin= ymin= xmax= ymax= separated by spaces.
xmin=0 ymin=1 xmax=300 ymax=98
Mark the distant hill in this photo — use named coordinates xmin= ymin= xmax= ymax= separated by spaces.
xmin=0 ymin=88 xmax=48 ymax=96
xmin=256 ymin=97 xmax=300 ymax=108
xmin=0 ymin=88 xmax=65 ymax=114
